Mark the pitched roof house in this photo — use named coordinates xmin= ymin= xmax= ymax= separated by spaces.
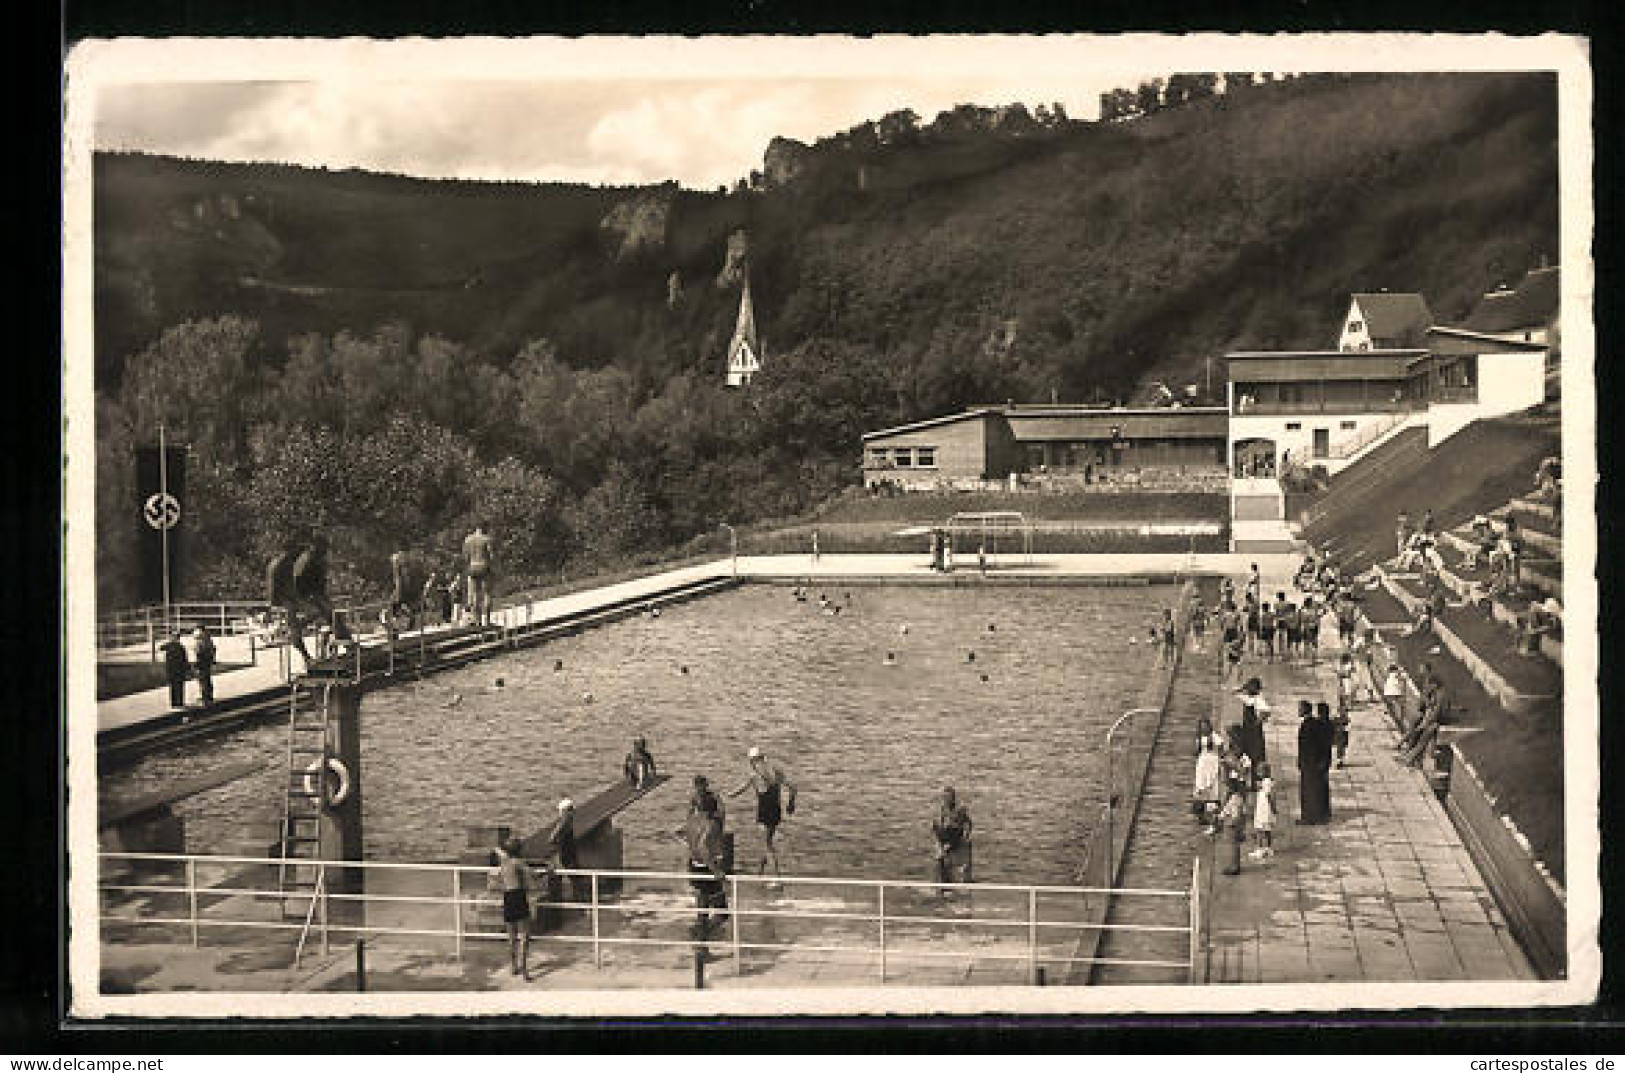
xmin=1337 ymin=292 xmax=1434 ymax=351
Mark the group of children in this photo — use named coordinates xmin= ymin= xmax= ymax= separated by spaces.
xmin=1191 ymin=723 xmax=1278 ymax=862
xmin=1206 ymin=556 xmax=1368 ymax=685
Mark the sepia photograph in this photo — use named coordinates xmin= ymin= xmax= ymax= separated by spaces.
xmin=61 ymin=33 xmax=1596 ymax=1019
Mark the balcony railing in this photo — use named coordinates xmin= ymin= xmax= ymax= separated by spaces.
xmin=1231 ymin=398 xmax=1421 ymax=417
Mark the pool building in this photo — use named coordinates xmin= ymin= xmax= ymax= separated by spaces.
xmin=861 ymin=404 xmax=1230 ymax=491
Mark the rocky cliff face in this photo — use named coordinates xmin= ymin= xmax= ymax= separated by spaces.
xmin=716 ymin=228 xmax=750 ymax=288
xmin=763 ymin=136 xmax=811 ymax=186
xmin=599 ymin=182 xmax=676 ymax=259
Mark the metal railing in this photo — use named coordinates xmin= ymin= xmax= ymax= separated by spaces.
xmin=96 ymin=601 xmax=271 ymax=654
xmin=1231 ymin=398 xmax=1421 ymax=417
xmin=98 ymin=851 xmax=1198 ymax=985
xmin=1327 ymin=411 xmax=1410 ymax=460
xmin=1102 ymin=706 xmax=1164 ymax=887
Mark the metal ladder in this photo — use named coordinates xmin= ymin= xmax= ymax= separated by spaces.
xmin=276 ymin=676 xmax=336 ymax=917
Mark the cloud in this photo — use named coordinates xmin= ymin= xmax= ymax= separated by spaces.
xmin=90 ymin=72 xmax=1150 ymax=187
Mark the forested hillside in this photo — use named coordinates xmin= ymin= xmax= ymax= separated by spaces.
xmin=91 ymin=72 xmax=1558 ymax=608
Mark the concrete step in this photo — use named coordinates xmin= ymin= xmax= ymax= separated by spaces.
xmin=1507 ymin=496 xmax=1558 ymax=522
xmin=1381 ymin=573 xmax=1559 ymax=714
xmin=1231 ymin=520 xmax=1301 ymax=555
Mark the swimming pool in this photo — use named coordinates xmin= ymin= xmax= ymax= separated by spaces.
xmin=102 ymin=582 xmax=1176 ymax=886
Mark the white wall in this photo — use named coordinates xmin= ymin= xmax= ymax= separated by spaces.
xmin=1424 ymin=402 xmax=1479 ymax=447
xmin=1477 ymin=352 xmax=1547 ymax=416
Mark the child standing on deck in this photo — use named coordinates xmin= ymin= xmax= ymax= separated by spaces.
xmin=1249 ymin=763 xmax=1276 ymax=859
xmin=1221 ymin=609 xmax=1244 ymax=683
xmin=1193 ymin=736 xmax=1223 ymax=834
xmin=1217 ymin=772 xmax=1248 ymax=876
xmin=1189 ymin=598 xmax=1208 ymax=653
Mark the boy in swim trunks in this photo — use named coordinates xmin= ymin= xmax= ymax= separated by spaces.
xmin=1221 ymin=609 xmax=1244 ymax=683
xmin=932 ymin=787 xmax=974 ymax=894
xmin=494 ymin=837 xmax=539 ymax=979
xmin=728 ymin=746 xmax=797 ymax=877
xmin=1189 ymin=598 xmax=1207 ymax=652
xmin=679 ymin=788 xmax=729 ymax=936
xmin=1257 ymin=598 xmax=1276 ymax=663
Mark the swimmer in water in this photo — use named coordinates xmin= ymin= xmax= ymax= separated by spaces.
xmin=967 ymin=650 xmax=976 ymax=663
xmin=899 ymin=624 xmax=910 ymax=636
xmin=884 ymin=651 xmax=897 ymax=666
xmin=553 ymin=659 xmax=564 ymax=672
xmin=624 ymin=737 xmax=658 ymax=788
xmin=728 ymin=746 xmax=797 ymax=878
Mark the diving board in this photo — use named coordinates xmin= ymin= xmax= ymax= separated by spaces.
xmin=520 ymin=773 xmax=671 ymax=857
xmin=100 ymin=761 xmax=264 ymax=828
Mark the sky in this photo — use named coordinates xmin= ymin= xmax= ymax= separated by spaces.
xmin=79 ymin=34 xmax=1576 ymax=189
xmin=83 ymin=38 xmax=1179 ymax=188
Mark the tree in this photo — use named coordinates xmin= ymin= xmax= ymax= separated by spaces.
xmin=876 ymin=108 xmax=921 ymax=145
xmin=568 ymin=463 xmax=667 ymax=567
xmin=118 ymin=316 xmax=260 ymax=461
xmin=1136 ymin=79 xmax=1165 ymax=115
xmin=1099 ymin=87 xmax=1140 ymax=122
xmin=467 ymin=456 xmax=573 ymax=582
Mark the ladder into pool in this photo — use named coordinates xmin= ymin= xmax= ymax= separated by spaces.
xmin=277 ymin=657 xmax=355 ymax=917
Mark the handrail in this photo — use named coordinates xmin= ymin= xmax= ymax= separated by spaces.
xmin=99 ymin=850 xmax=1195 ymax=984
xmin=1327 ymin=411 xmax=1409 ymax=460
xmin=1103 ymin=706 xmax=1163 ymax=885
xmin=101 ymin=850 xmax=1188 ymax=897
xmin=292 ymin=865 xmax=325 ymax=967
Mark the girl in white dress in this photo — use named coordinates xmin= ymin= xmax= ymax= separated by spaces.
xmin=1192 ymin=737 xmax=1222 ymax=833
xmin=1250 ymin=763 xmax=1277 ymax=859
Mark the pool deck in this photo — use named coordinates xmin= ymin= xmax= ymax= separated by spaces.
xmin=95 ymin=552 xmax=1295 ymax=737
xmin=1196 ymin=564 xmax=1534 ymax=984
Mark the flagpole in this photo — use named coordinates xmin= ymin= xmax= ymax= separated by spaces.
xmin=158 ymin=421 xmax=171 ymax=630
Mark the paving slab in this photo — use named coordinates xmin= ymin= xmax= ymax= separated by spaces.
xmin=1202 ymin=573 xmax=1533 ymax=983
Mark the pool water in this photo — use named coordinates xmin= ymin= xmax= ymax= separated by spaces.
xmin=103 ymin=583 xmax=1174 ymax=886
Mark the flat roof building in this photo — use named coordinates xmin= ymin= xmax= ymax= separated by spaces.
xmin=861 ymin=404 xmax=1228 ymax=490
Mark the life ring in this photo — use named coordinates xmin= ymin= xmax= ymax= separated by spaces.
xmin=302 ymin=757 xmax=351 ymax=810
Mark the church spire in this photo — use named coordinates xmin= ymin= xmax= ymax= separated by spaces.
xmin=725 ymin=276 xmax=762 ymax=386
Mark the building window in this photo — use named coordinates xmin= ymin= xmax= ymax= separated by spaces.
xmin=893 ymin=448 xmax=913 ymax=468
xmin=867 ymin=448 xmax=890 ymax=467
xmin=1340 ymin=420 xmax=1357 ymax=430
xmin=1348 ymin=320 xmax=1363 ymax=333
xmin=1357 ymin=342 xmax=1370 ymax=352
xmin=915 ymin=447 xmax=937 ymax=468
xmin=1285 ymin=422 xmax=1302 ymax=431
